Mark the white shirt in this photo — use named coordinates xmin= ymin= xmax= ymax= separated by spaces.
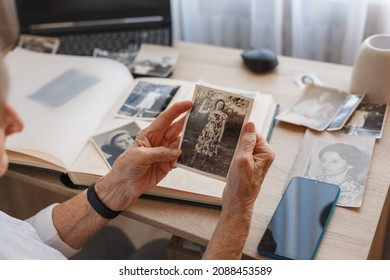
xmin=0 ymin=204 xmax=79 ymax=259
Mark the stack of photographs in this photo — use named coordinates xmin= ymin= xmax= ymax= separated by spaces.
xmin=276 ymin=84 xmax=388 ymax=138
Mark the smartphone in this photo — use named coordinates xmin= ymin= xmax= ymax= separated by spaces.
xmin=257 ymin=176 xmax=340 ymax=260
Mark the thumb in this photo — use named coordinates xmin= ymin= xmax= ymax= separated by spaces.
xmin=142 ymin=146 xmax=182 ymax=164
xmin=237 ymin=122 xmax=257 ymax=154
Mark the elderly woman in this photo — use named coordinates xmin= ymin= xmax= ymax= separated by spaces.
xmin=0 ymin=0 xmax=274 ymax=260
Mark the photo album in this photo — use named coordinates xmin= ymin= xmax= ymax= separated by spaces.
xmin=5 ymin=47 xmax=278 ymax=206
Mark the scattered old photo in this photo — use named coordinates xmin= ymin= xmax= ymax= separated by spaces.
xmin=130 ymin=44 xmax=179 ymax=77
xmin=93 ymin=47 xmax=138 ymax=72
xmin=176 ymin=84 xmax=254 ymax=182
xmin=341 ymin=102 xmax=388 ymax=138
xmin=18 ymin=34 xmax=60 ymax=54
xmin=294 ymin=72 xmax=324 ymax=89
xmin=276 ymin=84 xmax=350 ymax=131
xmin=327 ymin=94 xmax=365 ymax=131
xmin=289 ymin=130 xmax=376 ymax=207
xmin=91 ymin=122 xmax=140 ymax=168
xmin=117 ymin=81 xmax=180 ymax=119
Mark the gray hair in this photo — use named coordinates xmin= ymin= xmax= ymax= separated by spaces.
xmin=0 ymin=0 xmax=19 ymax=101
xmin=0 ymin=0 xmax=19 ymax=55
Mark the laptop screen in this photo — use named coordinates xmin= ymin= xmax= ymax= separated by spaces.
xmin=16 ymin=0 xmax=172 ymax=32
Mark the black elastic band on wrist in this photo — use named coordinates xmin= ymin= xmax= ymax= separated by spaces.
xmin=87 ymin=182 xmax=121 ymax=219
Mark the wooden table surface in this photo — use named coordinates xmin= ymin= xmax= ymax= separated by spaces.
xmin=6 ymin=41 xmax=390 ymax=259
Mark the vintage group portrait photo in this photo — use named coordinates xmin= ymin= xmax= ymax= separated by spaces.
xmin=116 ymin=81 xmax=180 ymax=119
xmin=91 ymin=122 xmax=140 ymax=167
xmin=176 ymin=84 xmax=254 ymax=182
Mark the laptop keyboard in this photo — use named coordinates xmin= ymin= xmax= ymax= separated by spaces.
xmin=57 ymin=28 xmax=171 ymax=56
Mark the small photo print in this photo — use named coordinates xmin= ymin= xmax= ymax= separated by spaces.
xmin=18 ymin=34 xmax=60 ymax=54
xmin=289 ymin=130 xmax=376 ymax=208
xmin=91 ymin=122 xmax=140 ymax=168
xmin=130 ymin=44 xmax=179 ymax=77
xmin=276 ymin=84 xmax=350 ymax=131
xmin=341 ymin=102 xmax=388 ymax=138
xmin=93 ymin=47 xmax=138 ymax=72
xmin=176 ymin=84 xmax=254 ymax=182
xmin=117 ymin=81 xmax=180 ymax=119
xmin=294 ymin=72 xmax=324 ymax=89
xmin=327 ymin=94 xmax=365 ymax=131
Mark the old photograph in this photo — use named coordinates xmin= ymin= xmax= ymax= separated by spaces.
xmin=342 ymin=102 xmax=388 ymax=138
xmin=117 ymin=81 xmax=180 ymax=118
xmin=93 ymin=47 xmax=138 ymax=72
xmin=289 ymin=130 xmax=376 ymax=207
xmin=176 ymin=84 xmax=254 ymax=182
xmin=327 ymin=94 xmax=365 ymax=131
xmin=91 ymin=122 xmax=140 ymax=167
xmin=18 ymin=34 xmax=60 ymax=54
xmin=130 ymin=44 xmax=179 ymax=78
xmin=294 ymin=72 xmax=323 ymax=89
xmin=276 ymin=84 xmax=350 ymax=131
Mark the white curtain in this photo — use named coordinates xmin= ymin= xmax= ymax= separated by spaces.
xmin=171 ymin=0 xmax=390 ymax=65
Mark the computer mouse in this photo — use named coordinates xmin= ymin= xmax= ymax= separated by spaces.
xmin=241 ymin=48 xmax=278 ymax=73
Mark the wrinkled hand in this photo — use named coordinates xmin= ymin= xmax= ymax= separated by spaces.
xmin=223 ymin=122 xmax=275 ymax=213
xmin=96 ymin=101 xmax=192 ymax=211
xmin=202 ymin=122 xmax=275 ymax=259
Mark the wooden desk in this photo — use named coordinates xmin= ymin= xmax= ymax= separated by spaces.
xmin=5 ymin=41 xmax=390 ymax=259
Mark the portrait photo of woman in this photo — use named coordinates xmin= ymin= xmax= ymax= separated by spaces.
xmin=91 ymin=122 xmax=140 ymax=167
xmin=289 ymin=130 xmax=376 ymax=208
xmin=313 ymin=143 xmax=365 ymax=207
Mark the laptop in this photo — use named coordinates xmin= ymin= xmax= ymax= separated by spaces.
xmin=15 ymin=0 xmax=172 ymax=56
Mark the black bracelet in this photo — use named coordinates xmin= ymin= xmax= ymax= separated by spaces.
xmin=87 ymin=182 xmax=121 ymax=219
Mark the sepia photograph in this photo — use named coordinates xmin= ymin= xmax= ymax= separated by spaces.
xmin=276 ymin=84 xmax=350 ymax=131
xmin=289 ymin=130 xmax=376 ymax=207
xmin=117 ymin=81 xmax=180 ymax=119
xmin=91 ymin=122 xmax=140 ymax=168
xmin=176 ymin=84 xmax=254 ymax=181
xmin=18 ymin=34 xmax=60 ymax=54
xmin=342 ymin=102 xmax=388 ymax=138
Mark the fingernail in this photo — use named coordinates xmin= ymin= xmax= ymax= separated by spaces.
xmin=170 ymin=149 xmax=182 ymax=157
xmin=246 ymin=122 xmax=255 ymax=132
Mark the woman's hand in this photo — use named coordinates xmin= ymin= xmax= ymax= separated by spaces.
xmin=223 ymin=122 xmax=274 ymax=212
xmin=203 ymin=122 xmax=275 ymax=259
xmin=95 ymin=101 xmax=192 ymax=211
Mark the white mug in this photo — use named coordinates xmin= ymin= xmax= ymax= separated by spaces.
xmin=350 ymin=34 xmax=390 ymax=103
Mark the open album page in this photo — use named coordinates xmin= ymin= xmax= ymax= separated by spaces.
xmin=5 ymin=48 xmax=133 ymax=171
